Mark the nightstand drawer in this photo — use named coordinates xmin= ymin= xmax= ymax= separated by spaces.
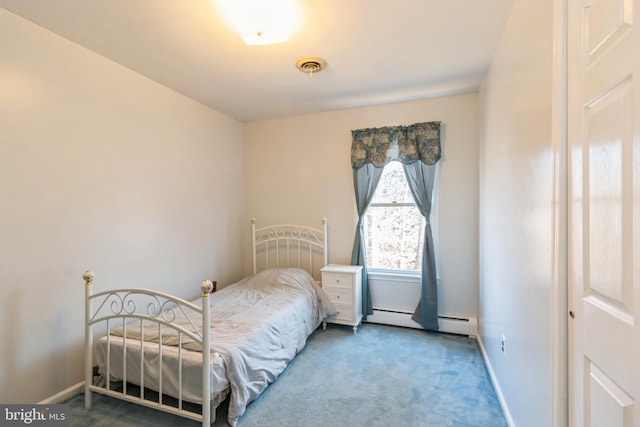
xmin=322 ymin=273 xmax=353 ymax=289
xmin=333 ymin=305 xmax=354 ymax=322
xmin=326 ymin=289 xmax=353 ymax=305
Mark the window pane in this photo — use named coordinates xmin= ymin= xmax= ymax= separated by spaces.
xmin=365 ymin=206 xmax=424 ymax=270
xmin=370 ymin=161 xmax=414 ymax=204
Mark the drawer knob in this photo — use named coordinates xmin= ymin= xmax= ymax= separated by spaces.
xmin=336 ymin=295 xmax=340 ymax=299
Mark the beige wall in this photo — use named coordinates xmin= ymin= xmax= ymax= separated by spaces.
xmin=0 ymin=10 xmax=245 ymax=403
xmin=244 ymin=93 xmax=479 ymax=318
xmin=478 ymin=0 xmax=555 ymax=425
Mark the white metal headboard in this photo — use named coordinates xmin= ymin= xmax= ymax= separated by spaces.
xmin=251 ymin=218 xmax=328 ymax=281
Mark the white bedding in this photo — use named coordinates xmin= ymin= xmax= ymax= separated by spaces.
xmin=97 ymin=268 xmax=335 ymax=426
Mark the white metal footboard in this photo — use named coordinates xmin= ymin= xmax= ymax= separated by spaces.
xmin=83 ymin=271 xmax=215 ymax=426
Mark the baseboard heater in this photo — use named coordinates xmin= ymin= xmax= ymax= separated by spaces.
xmin=366 ymin=309 xmax=478 ymax=338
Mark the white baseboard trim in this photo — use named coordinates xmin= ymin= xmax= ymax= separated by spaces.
xmin=365 ymin=309 xmax=478 ymax=337
xmin=439 ymin=316 xmax=478 ymax=338
xmin=366 ymin=309 xmax=423 ymax=329
xmin=38 ymin=381 xmax=84 ymax=404
xmin=477 ymin=335 xmax=516 ymax=427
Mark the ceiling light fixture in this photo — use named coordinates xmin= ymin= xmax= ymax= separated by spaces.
xmin=219 ymin=0 xmax=300 ymax=46
xmin=296 ymin=56 xmax=327 ymax=77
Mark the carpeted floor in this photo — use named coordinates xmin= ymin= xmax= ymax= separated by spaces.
xmin=67 ymin=323 xmax=507 ymax=427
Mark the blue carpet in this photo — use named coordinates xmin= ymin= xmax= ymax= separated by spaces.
xmin=67 ymin=323 xmax=507 ymax=426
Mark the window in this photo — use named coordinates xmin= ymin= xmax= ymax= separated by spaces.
xmin=364 ymin=161 xmax=425 ymax=271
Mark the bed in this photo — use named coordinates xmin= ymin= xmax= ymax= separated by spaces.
xmin=83 ymin=218 xmax=333 ymax=426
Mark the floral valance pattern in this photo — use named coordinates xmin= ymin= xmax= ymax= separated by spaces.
xmin=351 ymin=121 xmax=441 ymax=169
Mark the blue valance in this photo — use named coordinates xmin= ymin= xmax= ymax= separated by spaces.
xmin=351 ymin=121 xmax=441 ymax=169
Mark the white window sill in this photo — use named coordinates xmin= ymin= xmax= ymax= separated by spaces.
xmin=367 ymin=269 xmax=421 ymax=282
xmin=366 ymin=268 xmax=440 ymax=282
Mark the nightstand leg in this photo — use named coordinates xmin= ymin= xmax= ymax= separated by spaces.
xmin=323 ymin=321 xmax=327 ymax=331
xmin=352 ymin=325 xmax=357 ymax=334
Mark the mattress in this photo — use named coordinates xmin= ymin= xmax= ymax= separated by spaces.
xmin=96 ymin=335 xmax=229 ymax=405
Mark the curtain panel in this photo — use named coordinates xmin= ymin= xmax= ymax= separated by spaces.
xmin=350 ymin=121 xmax=442 ymax=331
xmin=350 ymin=164 xmax=384 ymax=321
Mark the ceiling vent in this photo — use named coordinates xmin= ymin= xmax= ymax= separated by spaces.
xmin=296 ymin=56 xmax=327 ymax=76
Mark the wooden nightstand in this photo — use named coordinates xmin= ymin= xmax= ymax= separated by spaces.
xmin=321 ymin=264 xmax=363 ymax=334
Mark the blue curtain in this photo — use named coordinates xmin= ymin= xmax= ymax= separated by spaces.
xmin=350 ymin=121 xmax=441 ymax=330
xmin=351 ymin=163 xmax=384 ymax=320
xmin=403 ymin=161 xmax=439 ymax=331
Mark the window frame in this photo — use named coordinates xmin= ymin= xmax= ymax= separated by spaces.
xmin=363 ymin=162 xmax=426 ymax=274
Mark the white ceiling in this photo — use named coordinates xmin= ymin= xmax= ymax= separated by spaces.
xmin=1 ymin=0 xmax=514 ymax=122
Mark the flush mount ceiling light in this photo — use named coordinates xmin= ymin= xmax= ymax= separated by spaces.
xmin=296 ymin=56 xmax=327 ymax=77
xmin=219 ymin=0 xmax=300 ymax=46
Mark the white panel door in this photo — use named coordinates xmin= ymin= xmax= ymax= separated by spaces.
xmin=568 ymin=0 xmax=640 ymax=425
